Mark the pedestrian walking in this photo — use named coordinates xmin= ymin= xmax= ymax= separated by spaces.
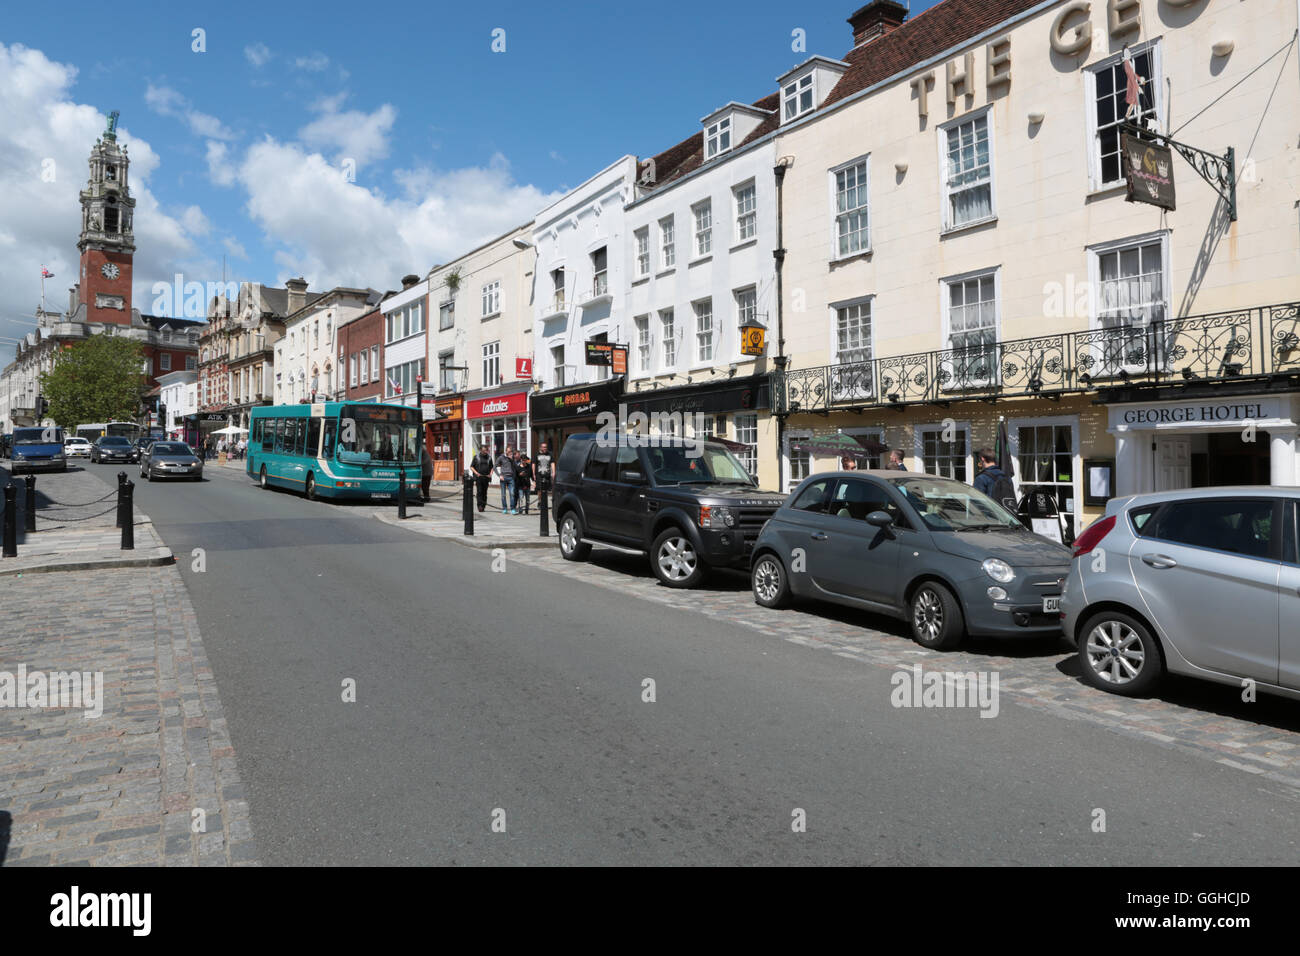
xmin=420 ymin=443 xmax=433 ymax=502
xmin=888 ymin=449 xmax=906 ymax=470
xmin=471 ymin=445 xmax=493 ymax=512
xmin=535 ymin=441 xmax=555 ymax=491
xmin=974 ymin=446 xmax=1016 ymax=510
xmin=515 ymin=452 xmax=534 ymax=515
xmin=841 ymin=456 xmax=858 ymax=470
xmin=495 ymin=444 xmax=517 ymax=514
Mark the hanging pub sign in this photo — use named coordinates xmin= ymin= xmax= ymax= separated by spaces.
xmin=1121 ymin=132 xmax=1176 ymax=212
xmin=611 ymin=346 xmax=627 ymax=376
xmin=585 ymin=341 xmax=614 ymax=366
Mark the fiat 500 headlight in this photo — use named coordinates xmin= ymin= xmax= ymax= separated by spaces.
xmin=982 ymin=558 xmax=1015 ymax=583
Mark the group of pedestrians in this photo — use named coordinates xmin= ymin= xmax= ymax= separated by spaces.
xmin=468 ymin=441 xmax=555 ymax=515
xmin=201 ymin=436 xmax=247 ymax=460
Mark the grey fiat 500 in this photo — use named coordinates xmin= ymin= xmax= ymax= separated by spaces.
xmin=750 ymin=471 xmax=1072 ymax=649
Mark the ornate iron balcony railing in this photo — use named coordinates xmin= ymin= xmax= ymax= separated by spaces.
xmin=773 ymin=302 xmax=1300 ymax=414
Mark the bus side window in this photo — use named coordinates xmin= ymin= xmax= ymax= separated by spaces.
xmin=323 ymin=419 xmax=337 ymax=459
xmin=273 ymin=419 xmax=286 ymax=455
xmin=307 ymin=418 xmax=322 ymax=459
xmin=262 ymin=420 xmax=275 ymax=454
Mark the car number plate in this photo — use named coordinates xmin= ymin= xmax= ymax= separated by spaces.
xmin=1042 ymin=596 xmax=1061 ymax=613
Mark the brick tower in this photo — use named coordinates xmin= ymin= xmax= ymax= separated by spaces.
xmin=77 ymin=110 xmax=136 ymax=326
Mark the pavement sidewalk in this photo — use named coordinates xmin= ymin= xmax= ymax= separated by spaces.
xmin=0 ymin=466 xmax=173 ymax=576
xmin=372 ymin=485 xmax=556 ymax=549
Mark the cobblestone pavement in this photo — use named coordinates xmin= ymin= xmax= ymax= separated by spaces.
xmin=0 ymin=564 xmax=258 ymax=866
xmin=506 ymin=545 xmax=1300 ymax=790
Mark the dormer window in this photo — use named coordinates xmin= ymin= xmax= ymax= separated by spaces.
xmin=705 ymin=117 xmax=731 ymax=159
xmin=783 ymin=74 xmax=814 ymax=120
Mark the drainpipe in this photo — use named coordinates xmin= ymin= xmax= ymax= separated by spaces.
xmin=773 ymin=158 xmax=792 ymax=491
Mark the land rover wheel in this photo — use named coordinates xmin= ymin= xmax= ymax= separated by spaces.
xmin=651 ymin=528 xmax=706 ymax=589
xmin=909 ymin=582 xmax=965 ymax=650
xmin=751 ymin=553 xmax=791 ymax=609
xmin=558 ymin=512 xmax=591 ymax=561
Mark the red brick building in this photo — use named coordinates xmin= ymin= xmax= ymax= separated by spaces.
xmin=338 ymin=304 xmax=385 ymax=403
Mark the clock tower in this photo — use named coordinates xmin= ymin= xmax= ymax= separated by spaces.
xmin=77 ymin=110 xmax=135 ymax=326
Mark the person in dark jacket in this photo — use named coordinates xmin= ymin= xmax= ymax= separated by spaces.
xmin=495 ymin=445 xmax=517 ymax=514
xmin=973 ymin=447 xmax=1015 ymax=509
xmin=888 ymin=449 xmax=906 ymax=470
xmin=420 ymin=444 xmax=434 ymax=502
xmin=470 ymin=446 xmax=493 ymax=512
xmin=515 ymin=452 xmax=534 ymax=515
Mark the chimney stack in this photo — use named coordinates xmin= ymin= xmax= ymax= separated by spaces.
xmin=401 ymin=273 xmax=420 ymax=290
xmin=847 ymin=0 xmax=908 ymax=47
xmin=285 ymin=276 xmax=308 ymax=315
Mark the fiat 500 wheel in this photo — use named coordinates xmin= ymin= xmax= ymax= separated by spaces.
xmin=909 ymin=582 xmax=965 ymax=650
xmin=751 ymin=553 xmax=791 ymax=609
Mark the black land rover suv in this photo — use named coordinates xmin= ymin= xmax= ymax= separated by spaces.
xmin=552 ymin=434 xmax=786 ymax=588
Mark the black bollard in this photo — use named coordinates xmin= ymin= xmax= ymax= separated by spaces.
xmin=397 ymin=465 xmax=408 ymax=520
xmin=120 ymin=480 xmax=135 ymax=550
xmin=539 ymin=487 xmax=549 ymax=537
xmin=23 ymin=474 xmax=36 ymax=533
xmin=2 ymin=484 xmax=15 ymax=557
xmin=116 ymin=472 xmax=127 ymax=528
xmin=462 ymin=471 xmax=474 ymax=536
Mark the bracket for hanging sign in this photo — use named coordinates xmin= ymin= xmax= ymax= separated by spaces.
xmin=1119 ymin=121 xmax=1236 ymax=221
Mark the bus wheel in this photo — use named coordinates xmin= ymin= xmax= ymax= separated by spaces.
xmin=259 ymin=466 xmax=269 ymax=490
xmin=305 ymin=473 xmax=316 ymax=500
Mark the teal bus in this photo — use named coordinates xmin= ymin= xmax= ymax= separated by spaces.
xmin=246 ymin=401 xmax=422 ymax=500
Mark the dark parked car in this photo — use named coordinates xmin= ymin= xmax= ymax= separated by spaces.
xmin=91 ymin=435 xmax=134 ymax=464
xmin=552 ymin=434 xmax=786 ymax=588
xmin=141 ymin=441 xmax=203 ymax=481
xmin=750 ymin=471 xmax=1073 ymax=649
xmin=1062 ymin=487 xmax=1299 ymax=699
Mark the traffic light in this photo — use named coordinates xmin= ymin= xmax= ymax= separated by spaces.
xmin=158 ymin=403 xmax=167 ymax=428
xmin=35 ymin=395 xmax=48 ymax=419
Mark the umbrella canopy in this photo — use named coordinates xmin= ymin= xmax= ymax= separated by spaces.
xmin=211 ymin=426 xmax=248 ymax=435
xmin=789 ymin=433 xmax=886 ymax=458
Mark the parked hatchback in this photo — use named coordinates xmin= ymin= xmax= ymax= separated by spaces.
xmin=751 ymin=471 xmax=1072 ymax=649
xmin=1062 ymin=487 xmax=1299 ymax=699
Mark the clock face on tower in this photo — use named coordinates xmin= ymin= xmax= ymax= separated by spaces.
xmin=101 ymin=262 xmax=121 ymax=280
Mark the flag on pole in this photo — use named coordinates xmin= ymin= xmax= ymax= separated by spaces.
xmin=41 ymin=267 xmax=54 ymax=278
xmin=388 ymin=375 xmax=401 ymax=395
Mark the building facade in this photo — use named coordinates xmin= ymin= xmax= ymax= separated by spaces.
xmin=274 ymin=286 xmax=379 ymax=405
xmin=337 ymin=305 xmax=386 ymax=404
xmin=380 ymin=276 xmax=429 ymax=414
xmin=156 ymin=369 xmax=197 ymax=441
xmin=767 ymin=0 xmax=1300 ymax=535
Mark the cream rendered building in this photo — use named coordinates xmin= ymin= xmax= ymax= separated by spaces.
xmin=768 ymin=0 xmax=1300 ymax=536
xmin=273 ymin=286 xmax=380 ymax=405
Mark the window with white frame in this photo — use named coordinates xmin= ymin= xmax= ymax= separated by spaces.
xmin=591 ymin=247 xmax=608 ymax=296
xmin=692 ymin=201 xmax=712 ymax=257
xmin=735 ymin=413 xmax=758 ymax=478
xmin=1016 ymin=422 xmax=1076 ymax=526
xmin=942 ymin=112 xmax=993 ymax=229
xmin=920 ymin=426 xmax=968 ymax=481
xmin=945 ymin=272 xmax=998 ymax=383
xmin=660 ymin=308 xmax=676 ymax=368
xmin=482 ymin=341 xmax=500 ymax=386
xmin=350 ymin=355 xmax=358 ymax=387
xmin=705 ymin=116 xmax=731 ymax=158
xmin=313 ymin=320 xmax=319 ymax=348
xmin=836 ymin=300 xmax=872 ymax=365
xmin=783 ymin=72 xmax=813 ymax=121
xmin=481 ymin=281 xmax=501 ymax=317
xmin=694 ymin=299 xmax=713 ymax=363
xmin=551 ymin=344 xmax=566 ymax=388
xmin=735 ymin=286 xmax=757 ymax=327
xmin=385 ymin=359 xmax=424 ymax=398
xmin=160 ymin=353 xmax=171 ymax=371
xmin=1089 ymin=44 xmax=1158 ymax=188
xmin=635 ymin=315 xmax=651 ymax=375
xmin=360 ymin=348 xmax=369 ymax=383
xmin=550 ymin=268 xmax=565 ymax=312
xmin=785 ymin=430 xmax=811 ymax=493
xmin=186 ymin=356 xmax=196 ymax=371
xmin=438 ymin=351 xmax=456 ymax=392
xmin=833 ymin=158 xmax=869 ymax=257
xmin=408 ymin=301 xmax=423 ymax=335
xmin=369 ymin=345 xmax=379 ymax=383
xmin=659 ymin=217 xmax=675 ymax=269
xmin=634 ymin=227 xmax=650 ymax=277
xmin=733 ymin=181 xmax=756 ymax=242
xmin=439 ymin=301 xmax=454 ymax=330
xmin=1094 ymin=237 xmax=1166 ymax=329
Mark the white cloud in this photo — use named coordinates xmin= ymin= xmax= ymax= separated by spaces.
xmin=181 ymin=205 xmax=210 ymax=236
xmin=228 ymin=137 xmax=558 ymax=291
xmin=244 ymin=42 xmax=271 ymax=67
xmin=222 ymin=237 xmax=248 ymax=260
xmin=0 ymin=43 xmax=214 ymax=340
xmin=205 ymin=140 xmax=236 ymax=186
xmin=293 ymin=52 xmax=329 ymax=72
xmin=298 ymin=98 xmax=395 ymax=170
xmin=144 ymin=82 xmax=235 ymax=141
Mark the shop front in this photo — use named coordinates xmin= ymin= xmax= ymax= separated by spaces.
xmin=1107 ymin=394 xmax=1299 ymax=496
xmin=466 ymin=387 xmax=531 ymax=462
xmin=426 ymin=395 xmax=463 ymax=482
xmin=529 ymin=379 xmax=624 ymax=457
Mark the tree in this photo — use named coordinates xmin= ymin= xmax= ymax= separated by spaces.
xmin=40 ymin=334 xmax=147 ymax=429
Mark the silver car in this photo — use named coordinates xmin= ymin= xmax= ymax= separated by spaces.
xmin=1061 ymin=487 xmax=1299 ymax=699
xmin=141 ymin=441 xmax=204 ymax=481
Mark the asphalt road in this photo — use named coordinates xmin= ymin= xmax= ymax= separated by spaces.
xmin=94 ymin=460 xmax=1300 ymax=865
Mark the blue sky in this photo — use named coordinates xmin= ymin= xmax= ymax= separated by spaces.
xmin=0 ymin=0 xmax=940 ymax=360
